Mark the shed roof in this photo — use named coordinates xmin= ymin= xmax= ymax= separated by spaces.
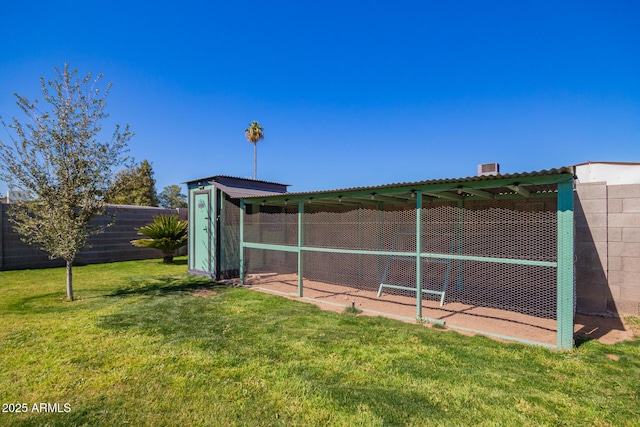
xmin=184 ymin=175 xmax=289 ymax=187
xmin=184 ymin=175 xmax=289 ymax=199
xmin=214 ymin=182 xmax=285 ymax=199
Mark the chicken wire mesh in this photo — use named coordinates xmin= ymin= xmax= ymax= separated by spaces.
xmin=219 ymin=196 xmax=241 ymax=278
xmin=303 ymin=204 xmax=416 ymax=251
xmin=242 ymin=196 xmax=560 ymax=343
xmin=458 ymin=199 xmax=557 ymax=261
xmin=245 ymin=247 xmax=297 ymax=277
xmin=243 ymin=204 xmax=298 ymax=246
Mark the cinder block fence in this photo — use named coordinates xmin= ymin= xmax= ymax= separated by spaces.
xmin=0 ymin=203 xmax=187 ymax=270
xmin=575 ymin=182 xmax=640 ymax=316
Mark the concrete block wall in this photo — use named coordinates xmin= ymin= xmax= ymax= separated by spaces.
xmin=607 ymin=184 xmax=640 ymax=316
xmin=0 ymin=203 xmax=188 ymax=271
xmin=575 ymin=182 xmax=640 ymax=316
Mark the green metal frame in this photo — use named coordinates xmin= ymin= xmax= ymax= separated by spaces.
xmin=376 ymin=232 xmax=452 ymax=307
xmin=243 ymin=172 xmax=573 ymax=205
xmin=241 ymin=242 xmax=558 ymax=268
xmin=556 ymin=180 xmax=575 ymax=350
xmin=239 ymin=172 xmax=576 ymax=349
xmin=415 ymin=190 xmax=423 ymax=318
xmin=297 ymin=201 xmax=304 ymax=297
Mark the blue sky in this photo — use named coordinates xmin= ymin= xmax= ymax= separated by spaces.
xmin=1 ymin=0 xmax=639 ymax=196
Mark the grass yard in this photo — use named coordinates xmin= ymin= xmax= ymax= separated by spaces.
xmin=1 ymin=258 xmax=639 ymax=426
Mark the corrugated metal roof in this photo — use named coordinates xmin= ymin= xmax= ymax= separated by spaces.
xmin=243 ymin=167 xmax=574 ymax=199
xmin=214 ymin=182 xmax=285 ymax=199
xmin=183 ymin=174 xmax=290 ymax=187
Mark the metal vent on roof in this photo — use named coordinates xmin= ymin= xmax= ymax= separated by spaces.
xmin=478 ymin=163 xmax=500 ymax=176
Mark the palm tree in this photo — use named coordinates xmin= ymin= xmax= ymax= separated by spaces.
xmin=244 ymin=121 xmax=264 ymax=180
xmin=130 ymin=215 xmax=188 ymax=263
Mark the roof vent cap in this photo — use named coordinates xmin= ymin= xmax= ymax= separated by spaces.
xmin=478 ymin=163 xmax=500 ymax=176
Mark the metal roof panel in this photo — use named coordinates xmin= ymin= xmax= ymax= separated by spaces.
xmin=242 ymin=167 xmax=574 ymax=199
xmin=214 ymin=182 xmax=285 ymax=199
xmin=183 ymin=175 xmax=289 ymax=187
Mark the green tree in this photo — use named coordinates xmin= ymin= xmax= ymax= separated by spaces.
xmin=0 ymin=64 xmax=133 ymax=300
xmin=158 ymin=185 xmax=187 ymax=209
xmin=244 ymin=121 xmax=264 ymax=180
xmin=130 ymin=215 xmax=188 ymax=263
xmin=106 ymin=159 xmax=158 ymax=206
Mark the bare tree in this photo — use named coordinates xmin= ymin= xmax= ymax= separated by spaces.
xmin=0 ymin=64 xmax=133 ymax=300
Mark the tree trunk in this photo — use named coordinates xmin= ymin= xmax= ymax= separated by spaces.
xmin=253 ymin=142 xmax=257 ymax=180
xmin=163 ymin=254 xmax=174 ymax=264
xmin=66 ymin=259 xmax=74 ymax=301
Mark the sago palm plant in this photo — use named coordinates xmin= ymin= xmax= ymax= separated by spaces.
xmin=131 ymin=215 xmax=188 ymax=263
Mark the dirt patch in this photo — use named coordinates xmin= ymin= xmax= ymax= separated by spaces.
xmin=242 ymin=274 xmax=636 ymax=347
xmin=192 ymin=288 xmax=214 ymax=298
xmin=245 ymin=274 xmax=557 ymax=345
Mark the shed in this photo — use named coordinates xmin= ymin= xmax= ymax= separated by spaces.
xmin=185 ymin=175 xmax=288 ymax=279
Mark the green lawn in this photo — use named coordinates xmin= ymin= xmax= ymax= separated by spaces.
xmin=1 ymin=258 xmax=638 ymax=426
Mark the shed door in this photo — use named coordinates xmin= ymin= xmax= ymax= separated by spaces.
xmin=193 ymin=192 xmax=213 ymax=274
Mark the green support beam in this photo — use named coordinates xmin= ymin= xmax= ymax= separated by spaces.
xmin=416 ymin=190 xmax=423 ymax=319
xmin=332 ymin=197 xmax=378 ymax=206
xmin=459 ymin=187 xmax=494 ymax=199
xmin=352 ymin=194 xmax=415 ymax=204
xmin=322 ymin=198 xmax=364 ymax=206
xmin=240 ymin=172 xmax=574 ymax=206
xmin=254 ymin=190 xmax=558 ymax=207
xmin=456 ymin=200 xmax=464 ymax=292
xmin=298 ymin=200 xmax=304 ymax=297
xmin=556 ymin=180 xmax=575 ymax=350
xmin=423 ymin=191 xmax=465 ymax=201
xmin=301 ymin=198 xmax=358 ymax=206
xmin=242 ymin=242 xmax=558 ymax=268
xmin=506 ymin=184 xmax=531 ymax=198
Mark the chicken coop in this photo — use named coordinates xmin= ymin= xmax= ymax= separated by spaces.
xmin=236 ymin=168 xmax=575 ymax=349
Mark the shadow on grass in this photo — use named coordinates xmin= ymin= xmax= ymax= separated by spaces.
xmin=4 ymin=274 xmax=218 ymax=314
xmin=574 ymin=335 xmax=595 ymax=348
xmin=5 ymin=292 xmax=72 ymax=314
xmin=140 ymin=258 xmax=188 ymax=266
xmin=107 ymin=274 xmax=219 ymax=297
xmin=160 ymin=258 xmax=188 ymax=266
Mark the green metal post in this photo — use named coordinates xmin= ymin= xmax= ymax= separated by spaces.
xmin=376 ymin=202 xmax=384 ymax=280
xmin=556 ymin=180 xmax=575 ymax=350
xmin=456 ymin=200 xmax=464 ymax=292
xmin=416 ymin=190 xmax=423 ymax=320
xmin=358 ymin=205 xmax=364 ymax=280
xmin=298 ymin=200 xmax=304 ymax=297
xmin=239 ymin=200 xmax=245 ymax=285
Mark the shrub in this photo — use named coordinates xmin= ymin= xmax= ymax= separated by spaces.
xmin=131 ymin=215 xmax=187 ymax=263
